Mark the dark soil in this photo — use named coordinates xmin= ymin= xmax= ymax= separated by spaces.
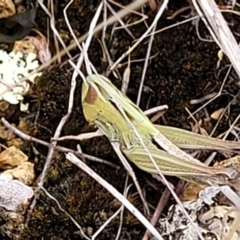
xmin=1 ymin=0 xmax=240 ymax=239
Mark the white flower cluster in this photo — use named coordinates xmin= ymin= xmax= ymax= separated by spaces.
xmin=0 ymin=50 xmax=41 ymax=109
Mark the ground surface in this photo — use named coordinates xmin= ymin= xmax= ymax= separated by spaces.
xmin=1 ymin=0 xmax=240 ymax=239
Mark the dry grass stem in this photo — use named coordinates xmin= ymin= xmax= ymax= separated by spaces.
xmin=66 ymin=153 xmax=163 ymax=240
xmin=195 ymin=0 xmax=240 ymax=77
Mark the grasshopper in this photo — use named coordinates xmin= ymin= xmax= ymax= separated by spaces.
xmin=81 ymin=74 xmax=240 ymax=186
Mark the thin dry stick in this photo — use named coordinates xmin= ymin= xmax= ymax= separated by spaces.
xmin=210 ymin=95 xmax=238 ymax=137
xmin=190 ymin=92 xmax=218 ymax=105
xmin=144 ymin=16 xmax=199 ymax=40
xmin=106 ymin=2 xmax=135 ymax=40
xmin=49 ymin=0 xmax=61 ymax=63
xmin=101 ymin=0 xmax=121 ymax=79
xmin=37 ymin=56 xmax=80 ymax=188
xmin=121 ymin=50 xmax=131 ymax=93
xmin=195 ymin=0 xmax=240 ymax=78
xmin=223 ymin=113 xmax=240 ymax=141
xmin=136 ymin=13 xmax=158 ymax=106
xmin=113 ymin=17 xmax=148 ymax=29
xmin=63 ymin=0 xmax=82 ymax=50
xmin=93 ymin=176 xmax=131 ymax=239
xmin=192 ymin=0 xmax=221 ymax=46
xmin=0 ymin=117 xmax=119 ymax=168
xmin=40 ymin=185 xmax=90 ymax=240
xmin=188 ymin=65 xmax=232 ymax=118
xmin=115 ymin=176 xmax=130 ymax=240
xmin=37 ymin=0 xmax=71 ymax=60
xmin=92 ymin=208 xmax=122 ymax=239
xmin=194 ymin=15 xmax=215 ymax=43
xmin=66 ymin=152 xmax=163 ymax=240
xmin=167 ymin=6 xmax=192 ymax=19
xmin=45 ymin=0 xmax=51 ymax=58
xmin=108 ymin=0 xmax=147 ymax=18
xmin=119 ymin=50 xmax=160 ymax=67
xmin=142 ymin=188 xmax=171 ymax=240
xmin=110 ymin=0 xmax=169 ymax=71
xmin=144 ymin=106 xmax=168 ymax=115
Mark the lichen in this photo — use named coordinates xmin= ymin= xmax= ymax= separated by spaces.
xmin=0 ymin=50 xmax=41 ymax=109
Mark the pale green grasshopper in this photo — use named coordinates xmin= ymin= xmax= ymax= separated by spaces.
xmin=81 ymin=74 xmax=240 ymax=186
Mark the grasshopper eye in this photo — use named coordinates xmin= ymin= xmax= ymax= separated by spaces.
xmin=84 ymin=84 xmax=98 ymax=104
